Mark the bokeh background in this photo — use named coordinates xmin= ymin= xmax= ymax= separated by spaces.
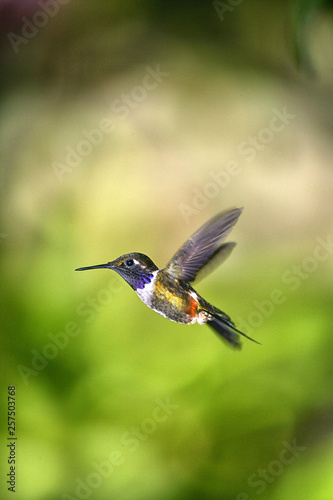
xmin=1 ymin=1 xmax=333 ymax=499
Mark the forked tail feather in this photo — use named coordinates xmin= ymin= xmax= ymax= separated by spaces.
xmin=207 ymin=313 xmax=260 ymax=349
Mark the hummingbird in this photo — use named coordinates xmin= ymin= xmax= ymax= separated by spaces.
xmin=76 ymin=208 xmax=258 ymax=348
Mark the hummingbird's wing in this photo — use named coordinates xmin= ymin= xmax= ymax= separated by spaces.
xmin=164 ymin=207 xmax=243 ymax=283
xmin=193 ymin=241 xmax=236 ymax=283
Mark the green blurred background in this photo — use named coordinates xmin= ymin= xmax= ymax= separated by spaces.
xmin=1 ymin=1 xmax=333 ymax=499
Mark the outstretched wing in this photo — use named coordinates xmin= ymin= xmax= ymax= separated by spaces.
xmin=164 ymin=207 xmax=243 ymax=283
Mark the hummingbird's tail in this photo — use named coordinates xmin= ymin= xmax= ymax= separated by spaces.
xmin=207 ymin=312 xmax=260 ymax=349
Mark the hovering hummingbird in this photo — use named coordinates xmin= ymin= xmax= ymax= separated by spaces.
xmin=76 ymin=208 xmax=258 ymax=348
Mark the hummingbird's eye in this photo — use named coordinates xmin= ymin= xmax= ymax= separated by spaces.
xmin=125 ymin=259 xmax=134 ymax=267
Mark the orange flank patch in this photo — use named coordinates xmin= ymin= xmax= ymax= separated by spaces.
xmin=187 ymin=296 xmax=198 ymax=318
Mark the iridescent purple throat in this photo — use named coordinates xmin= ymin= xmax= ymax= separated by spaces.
xmin=135 ymin=273 xmax=154 ymax=290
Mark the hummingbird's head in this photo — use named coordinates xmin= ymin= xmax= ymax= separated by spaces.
xmin=76 ymin=253 xmax=159 ymax=291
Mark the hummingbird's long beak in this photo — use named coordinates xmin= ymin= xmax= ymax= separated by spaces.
xmin=75 ymin=263 xmax=111 ymax=271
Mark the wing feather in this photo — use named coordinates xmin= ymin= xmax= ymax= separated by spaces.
xmin=164 ymin=207 xmax=243 ymax=282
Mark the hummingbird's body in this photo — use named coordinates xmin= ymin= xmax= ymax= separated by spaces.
xmin=137 ymin=266 xmax=204 ymax=325
xmin=76 ymin=208 xmax=258 ymax=348
xmin=136 ymin=267 xmax=228 ymax=327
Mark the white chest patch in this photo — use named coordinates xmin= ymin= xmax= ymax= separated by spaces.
xmin=135 ymin=270 xmax=158 ymax=305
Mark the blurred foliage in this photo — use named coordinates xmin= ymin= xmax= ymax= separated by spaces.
xmin=292 ymin=0 xmax=333 ymax=77
xmin=0 ymin=0 xmax=333 ymax=499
